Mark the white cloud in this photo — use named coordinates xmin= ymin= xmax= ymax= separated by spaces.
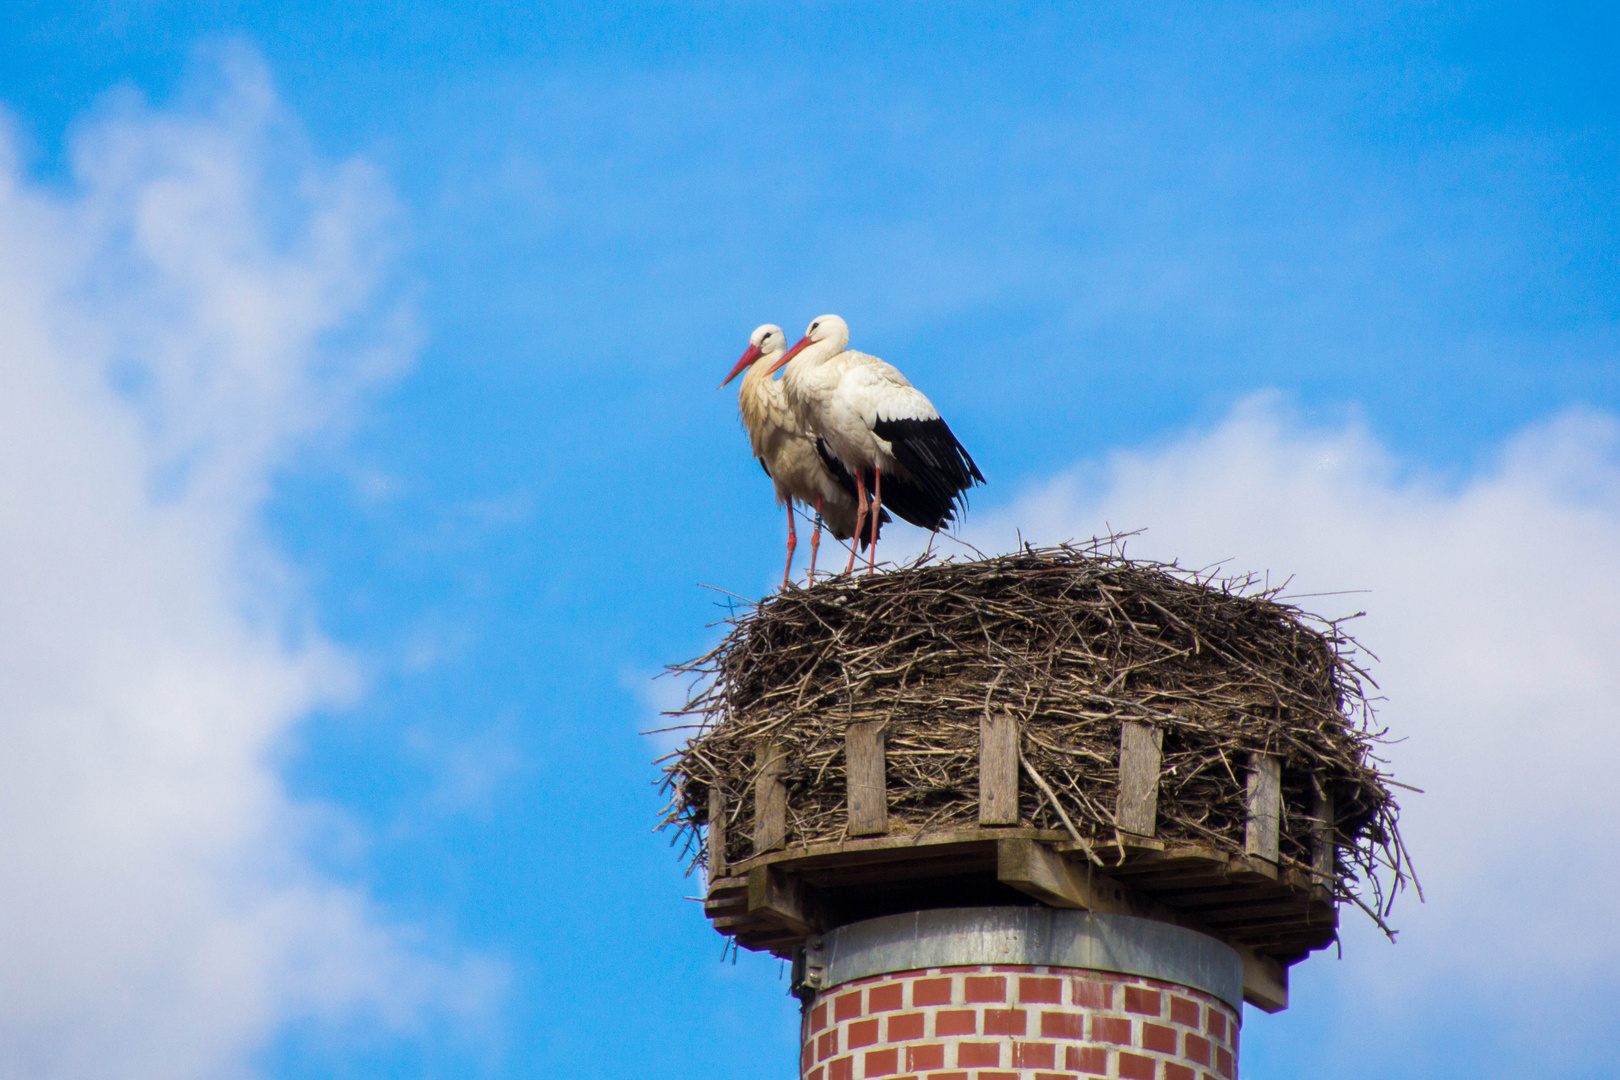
xmin=624 ymin=666 xmax=707 ymax=757
xmin=0 ymin=48 xmax=493 ymax=1079
xmin=947 ymin=395 xmax=1620 ymax=1057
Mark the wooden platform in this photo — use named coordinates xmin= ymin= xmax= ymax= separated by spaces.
xmin=703 ymin=826 xmax=1330 ymax=1012
xmin=698 ymin=715 xmax=1340 ymax=1012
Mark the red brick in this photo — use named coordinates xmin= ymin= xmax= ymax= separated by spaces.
xmin=1034 ymin=1074 xmax=1078 ymax=1080
xmin=922 ymin=1073 xmax=967 ymax=1080
xmin=888 ymin=1012 xmax=925 ymax=1042
xmin=936 ymin=1009 xmax=977 ymax=1036
xmin=1184 ymin=1033 xmax=1211 ymax=1065
xmin=847 ymin=1019 xmax=880 ymax=1049
xmin=1019 ymin=976 xmax=1063 ymax=1004
xmin=956 ymin=1042 xmax=1001 ymax=1067
xmin=913 ymin=978 xmax=953 ymax=1006
xmin=807 ymin=1067 xmax=823 ymax=1080
xmin=1091 ymin=1015 xmax=1132 ymax=1045
xmin=906 ymin=1044 xmax=945 ymax=1071
xmin=1071 ymin=979 xmax=1114 ymax=1009
xmin=964 ymin=976 xmax=1007 ymax=1003
xmin=1169 ymin=996 xmax=1200 ymax=1027
xmin=983 ymin=1008 xmax=1027 ymax=1036
xmin=1124 ymin=986 xmax=1162 ymax=1016
xmin=801 ymin=1042 xmax=814 ymax=1072
xmin=1012 ymin=1041 xmax=1056 ymax=1069
xmin=1066 ymin=1045 xmax=1107 ymax=1072
xmin=1119 ymin=1052 xmax=1156 ymax=1080
xmin=864 ymin=1048 xmax=900 ymax=1077
xmin=1216 ymin=1046 xmax=1233 ymax=1077
xmin=828 ymin=1057 xmax=854 ymax=1080
xmin=869 ymin=983 xmax=905 ymax=1012
xmin=835 ymin=991 xmax=863 ymax=1022
xmin=1164 ymin=1064 xmax=1195 ymax=1080
xmin=1206 ymin=1010 xmax=1226 ymax=1042
xmin=1040 ymin=1011 xmax=1085 ymax=1039
xmin=1143 ymin=1022 xmax=1178 ymax=1053
xmin=818 ymin=1030 xmax=838 ymax=1061
xmin=977 ymin=1074 xmax=1018 ymax=1080
xmin=813 ymin=1002 xmax=830 ymax=1032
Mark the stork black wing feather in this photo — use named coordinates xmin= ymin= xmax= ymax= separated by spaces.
xmin=870 ymin=415 xmax=984 ymax=530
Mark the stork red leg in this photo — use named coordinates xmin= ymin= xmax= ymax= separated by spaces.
xmin=868 ymin=467 xmax=883 ymax=573
xmin=807 ymin=496 xmax=823 ymax=583
xmin=847 ymin=469 xmax=868 ymax=575
xmin=782 ymin=502 xmax=798 ymax=589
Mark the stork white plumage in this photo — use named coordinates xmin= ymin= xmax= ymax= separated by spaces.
xmin=720 ymin=323 xmax=886 ymax=587
xmin=768 ymin=314 xmax=984 ymax=573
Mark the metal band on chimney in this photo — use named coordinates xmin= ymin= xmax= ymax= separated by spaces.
xmin=801 ymin=906 xmax=1244 ymax=1012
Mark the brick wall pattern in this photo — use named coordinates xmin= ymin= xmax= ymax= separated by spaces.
xmin=799 ymin=964 xmax=1239 ymax=1080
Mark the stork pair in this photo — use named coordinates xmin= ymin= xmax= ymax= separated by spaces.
xmin=721 ymin=315 xmax=984 ymax=587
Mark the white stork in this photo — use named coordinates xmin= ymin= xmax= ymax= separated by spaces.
xmin=720 ymin=323 xmax=886 ymax=587
xmin=767 ymin=314 xmax=984 ymax=573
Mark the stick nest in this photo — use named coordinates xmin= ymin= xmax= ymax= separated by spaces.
xmin=660 ymin=540 xmax=1415 ymax=930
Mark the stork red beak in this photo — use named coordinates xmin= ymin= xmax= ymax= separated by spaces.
xmin=719 ymin=344 xmax=764 ymax=388
xmin=766 ymin=335 xmax=812 ymax=376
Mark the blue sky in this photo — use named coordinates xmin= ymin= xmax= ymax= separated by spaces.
xmin=0 ymin=4 xmax=1616 ymax=1079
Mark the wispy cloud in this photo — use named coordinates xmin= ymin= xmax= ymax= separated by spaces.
xmin=0 ymin=46 xmax=495 ymax=1079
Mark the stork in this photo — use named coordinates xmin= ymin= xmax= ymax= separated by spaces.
xmin=720 ymin=323 xmax=886 ymax=588
xmin=768 ymin=314 xmax=983 ymax=573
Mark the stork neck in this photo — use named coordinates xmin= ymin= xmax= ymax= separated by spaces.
xmin=740 ymin=350 xmax=786 ymax=397
xmin=788 ymin=334 xmax=845 ymax=375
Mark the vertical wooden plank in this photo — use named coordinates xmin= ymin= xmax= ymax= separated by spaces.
xmin=1311 ymin=777 xmax=1335 ymax=893
xmin=707 ymin=785 xmax=728 ymax=883
xmin=753 ymin=740 xmax=787 ymax=853
xmin=979 ymin=712 xmax=1019 ymax=825
xmin=1245 ymin=753 xmax=1282 ymax=864
xmin=845 ymin=722 xmax=888 ymax=836
xmin=1114 ymin=722 xmax=1163 ymax=836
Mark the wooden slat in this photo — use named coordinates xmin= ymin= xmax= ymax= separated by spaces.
xmin=1114 ymin=721 xmax=1163 ymax=836
xmin=707 ymin=785 xmax=728 ymax=883
xmin=1245 ymin=753 xmax=1281 ymax=864
xmin=753 ymin=740 xmax=787 ymax=853
xmin=1311 ymin=777 xmax=1335 ymax=896
xmin=979 ymin=711 xmax=1019 ymax=825
xmin=846 ymin=721 xmax=889 ymax=836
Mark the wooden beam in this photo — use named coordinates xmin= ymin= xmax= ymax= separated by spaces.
xmin=998 ymin=837 xmax=1088 ymax=909
xmin=979 ymin=711 xmax=1019 ymax=825
xmin=845 ymin=721 xmax=889 ymax=837
xmin=1245 ymin=753 xmax=1281 ymax=865
xmin=1114 ymin=721 xmax=1163 ymax=836
xmin=747 ymin=865 xmax=823 ymax=936
xmin=996 ymin=838 xmax=1134 ymax=915
xmin=707 ymin=785 xmax=728 ymax=883
xmin=1237 ymin=946 xmax=1289 ymax=1013
xmin=754 ymin=740 xmax=787 ymax=854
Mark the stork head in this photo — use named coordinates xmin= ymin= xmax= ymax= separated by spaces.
xmin=767 ymin=314 xmax=849 ymax=375
xmin=719 ymin=323 xmax=786 ymax=387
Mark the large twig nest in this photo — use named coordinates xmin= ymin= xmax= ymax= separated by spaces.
xmin=660 ymin=539 xmax=1415 ymax=930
